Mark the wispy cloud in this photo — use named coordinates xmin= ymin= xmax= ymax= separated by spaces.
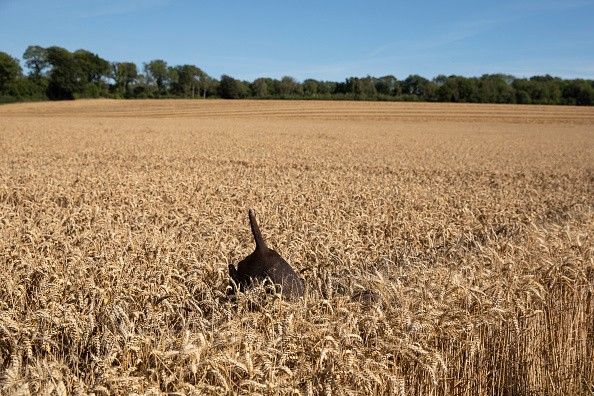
xmin=364 ymin=16 xmax=511 ymax=60
xmin=509 ymin=0 xmax=594 ymax=13
xmin=252 ymin=17 xmax=507 ymax=80
xmin=76 ymin=0 xmax=173 ymax=18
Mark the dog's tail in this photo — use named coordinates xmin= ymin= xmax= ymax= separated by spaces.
xmin=248 ymin=209 xmax=267 ymax=250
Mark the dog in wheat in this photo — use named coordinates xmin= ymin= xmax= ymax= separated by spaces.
xmin=228 ymin=209 xmax=305 ymax=299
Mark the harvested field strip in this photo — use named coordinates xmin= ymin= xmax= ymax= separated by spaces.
xmin=2 ymin=99 xmax=594 ymax=124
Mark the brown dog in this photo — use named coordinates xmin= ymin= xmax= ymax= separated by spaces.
xmin=228 ymin=209 xmax=304 ymax=299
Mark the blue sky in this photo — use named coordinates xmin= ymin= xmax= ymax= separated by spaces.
xmin=1 ymin=0 xmax=593 ymax=81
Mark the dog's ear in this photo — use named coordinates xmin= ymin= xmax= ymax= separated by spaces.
xmin=228 ymin=264 xmax=239 ymax=295
xmin=228 ymin=264 xmax=238 ymax=282
xmin=226 ymin=264 xmax=239 ymax=296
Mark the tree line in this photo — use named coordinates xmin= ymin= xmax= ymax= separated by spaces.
xmin=1 ymin=45 xmax=593 ymax=105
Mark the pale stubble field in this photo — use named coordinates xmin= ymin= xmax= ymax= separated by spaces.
xmin=0 ymin=100 xmax=593 ymax=395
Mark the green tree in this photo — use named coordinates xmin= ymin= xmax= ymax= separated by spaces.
xmin=73 ymin=49 xmax=110 ymax=83
xmin=317 ymin=81 xmax=336 ymax=95
xmin=340 ymin=77 xmax=377 ymax=99
xmin=268 ymin=78 xmax=283 ymax=96
xmin=562 ymin=79 xmax=593 ymax=105
xmin=530 ymin=75 xmax=561 ymax=104
xmin=278 ymin=76 xmax=302 ymax=97
xmin=23 ymin=45 xmax=49 ymax=79
xmin=436 ymin=75 xmax=478 ymax=102
xmin=251 ymin=78 xmax=270 ymax=98
xmin=433 ymin=75 xmax=448 ymax=86
xmin=144 ymin=59 xmax=169 ymax=95
xmin=0 ymin=52 xmax=22 ymax=94
xmin=344 ymin=77 xmax=358 ymax=96
xmin=170 ymin=64 xmax=204 ymax=98
xmin=375 ymin=75 xmax=398 ymax=96
xmin=402 ymin=75 xmax=430 ymax=96
xmin=512 ymin=79 xmax=533 ymax=103
xmin=514 ymin=89 xmax=531 ymax=104
xmin=8 ymin=77 xmax=47 ymax=100
xmin=45 ymin=46 xmax=83 ymax=100
xmin=512 ymin=77 xmax=560 ymax=104
xmin=72 ymin=49 xmax=110 ymax=97
xmin=302 ymin=79 xmax=319 ymax=96
xmin=112 ymin=62 xmax=138 ymax=96
xmin=422 ymin=80 xmax=438 ymax=101
xmin=219 ymin=75 xmax=248 ymax=99
xmin=199 ymin=74 xmax=216 ymax=98
xmin=478 ymin=74 xmax=514 ymax=103
xmin=357 ymin=76 xmax=377 ymax=98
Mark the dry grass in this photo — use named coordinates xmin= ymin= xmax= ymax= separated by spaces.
xmin=0 ymin=99 xmax=593 ymax=395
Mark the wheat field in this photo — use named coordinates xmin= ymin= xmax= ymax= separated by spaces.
xmin=0 ymin=99 xmax=593 ymax=395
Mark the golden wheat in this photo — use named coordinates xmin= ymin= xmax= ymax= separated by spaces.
xmin=0 ymin=99 xmax=593 ymax=395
